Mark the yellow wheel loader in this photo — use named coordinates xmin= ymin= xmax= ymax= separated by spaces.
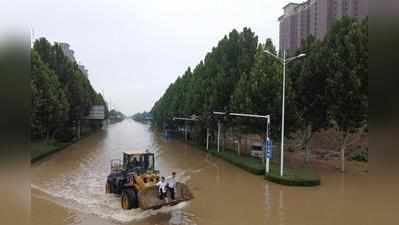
xmin=105 ymin=150 xmax=193 ymax=210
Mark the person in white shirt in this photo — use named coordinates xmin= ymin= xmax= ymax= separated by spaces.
xmin=156 ymin=176 xmax=167 ymax=200
xmin=167 ymin=172 xmax=177 ymax=200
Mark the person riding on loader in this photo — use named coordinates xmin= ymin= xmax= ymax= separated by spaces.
xmin=105 ymin=150 xmax=193 ymax=210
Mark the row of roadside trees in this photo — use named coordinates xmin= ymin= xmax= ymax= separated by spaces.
xmin=131 ymin=111 xmax=152 ymax=123
xmin=151 ymin=17 xmax=368 ymax=170
xmin=31 ymin=38 xmax=107 ymax=142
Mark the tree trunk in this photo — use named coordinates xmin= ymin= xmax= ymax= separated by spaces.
xmin=46 ymin=129 xmax=50 ymax=144
xmin=340 ymin=131 xmax=349 ymax=173
xmin=304 ymin=124 xmax=312 ymax=163
xmin=237 ymin=136 xmax=241 ymax=156
xmin=245 ymin=133 xmax=248 ymax=153
xmin=51 ymin=126 xmax=60 ymax=142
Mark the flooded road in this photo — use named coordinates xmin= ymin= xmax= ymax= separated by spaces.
xmin=32 ymin=120 xmax=388 ymax=225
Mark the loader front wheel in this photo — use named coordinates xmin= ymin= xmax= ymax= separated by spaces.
xmin=121 ymin=189 xmax=138 ymax=209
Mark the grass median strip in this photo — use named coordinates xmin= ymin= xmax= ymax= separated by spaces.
xmin=31 ymin=129 xmax=100 ymax=163
xmin=265 ymin=164 xmax=321 ymax=186
xmin=206 ymin=148 xmax=320 ymax=186
xmin=208 ymin=148 xmax=265 ymax=175
xmin=31 ymin=141 xmax=70 ymax=162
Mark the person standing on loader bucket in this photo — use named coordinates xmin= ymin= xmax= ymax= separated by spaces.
xmin=167 ymin=172 xmax=177 ymax=200
xmin=156 ymin=176 xmax=167 ymax=200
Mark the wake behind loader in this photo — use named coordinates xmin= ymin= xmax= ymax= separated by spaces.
xmin=105 ymin=150 xmax=193 ymax=210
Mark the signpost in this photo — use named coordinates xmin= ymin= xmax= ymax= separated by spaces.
xmin=172 ymin=115 xmax=199 ymax=142
xmin=265 ymin=138 xmax=272 ymax=173
xmin=84 ymin=105 xmax=106 ymax=120
xmin=213 ymin=111 xmax=271 ymax=174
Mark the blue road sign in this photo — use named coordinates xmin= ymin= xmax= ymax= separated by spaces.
xmin=265 ymin=138 xmax=272 ymax=159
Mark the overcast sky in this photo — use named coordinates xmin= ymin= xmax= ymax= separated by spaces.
xmin=2 ymin=0 xmax=297 ymax=115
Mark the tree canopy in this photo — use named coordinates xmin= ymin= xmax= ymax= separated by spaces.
xmin=31 ymin=38 xmax=107 ymax=141
xmin=151 ymin=18 xmax=368 ymax=158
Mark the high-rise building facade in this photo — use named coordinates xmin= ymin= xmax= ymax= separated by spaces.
xmin=279 ymin=0 xmax=368 ymax=54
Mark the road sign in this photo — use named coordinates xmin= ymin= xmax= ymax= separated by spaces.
xmin=85 ymin=105 xmax=106 ymax=120
xmin=265 ymin=138 xmax=272 ymax=159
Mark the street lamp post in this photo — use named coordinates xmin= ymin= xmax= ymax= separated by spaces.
xmin=264 ymin=49 xmax=306 ymax=177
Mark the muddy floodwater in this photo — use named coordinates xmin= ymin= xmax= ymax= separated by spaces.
xmin=31 ymin=120 xmax=391 ymax=225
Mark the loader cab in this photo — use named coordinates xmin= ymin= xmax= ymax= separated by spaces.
xmin=122 ymin=151 xmax=155 ymax=174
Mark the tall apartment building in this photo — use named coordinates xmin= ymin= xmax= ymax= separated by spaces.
xmin=279 ymin=0 xmax=368 ymax=54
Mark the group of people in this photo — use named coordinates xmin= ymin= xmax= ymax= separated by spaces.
xmin=156 ymin=172 xmax=177 ymax=201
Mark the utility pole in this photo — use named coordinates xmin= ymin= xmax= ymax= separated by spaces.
xmin=185 ymin=120 xmax=188 ymax=141
xmin=266 ymin=116 xmax=271 ymax=174
xmin=280 ymin=50 xmax=286 ymax=177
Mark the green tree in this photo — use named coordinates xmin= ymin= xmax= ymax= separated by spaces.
xmin=31 ymin=50 xmax=69 ymax=140
xmin=292 ymin=37 xmax=330 ymax=162
xmin=33 ymin=37 xmax=106 ymax=141
xmin=231 ymin=39 xmax=283 ymax=137
xmin=152 ymin=19 xmax=368 ymax=162
xmin=324 ymin=18 xmax=368 ymax=172
xmin=152 ymin=28 xmax=258 ymax=129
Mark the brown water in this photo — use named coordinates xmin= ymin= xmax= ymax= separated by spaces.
xmin=31 ymin=120 xmax=393 ymax=225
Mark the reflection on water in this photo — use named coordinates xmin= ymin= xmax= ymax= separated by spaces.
xmin=31 ymin=120 xmax=388 ymax=225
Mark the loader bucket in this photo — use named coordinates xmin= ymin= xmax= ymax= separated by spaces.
xmin=138 ymin=182 xmax=194 ymax=210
